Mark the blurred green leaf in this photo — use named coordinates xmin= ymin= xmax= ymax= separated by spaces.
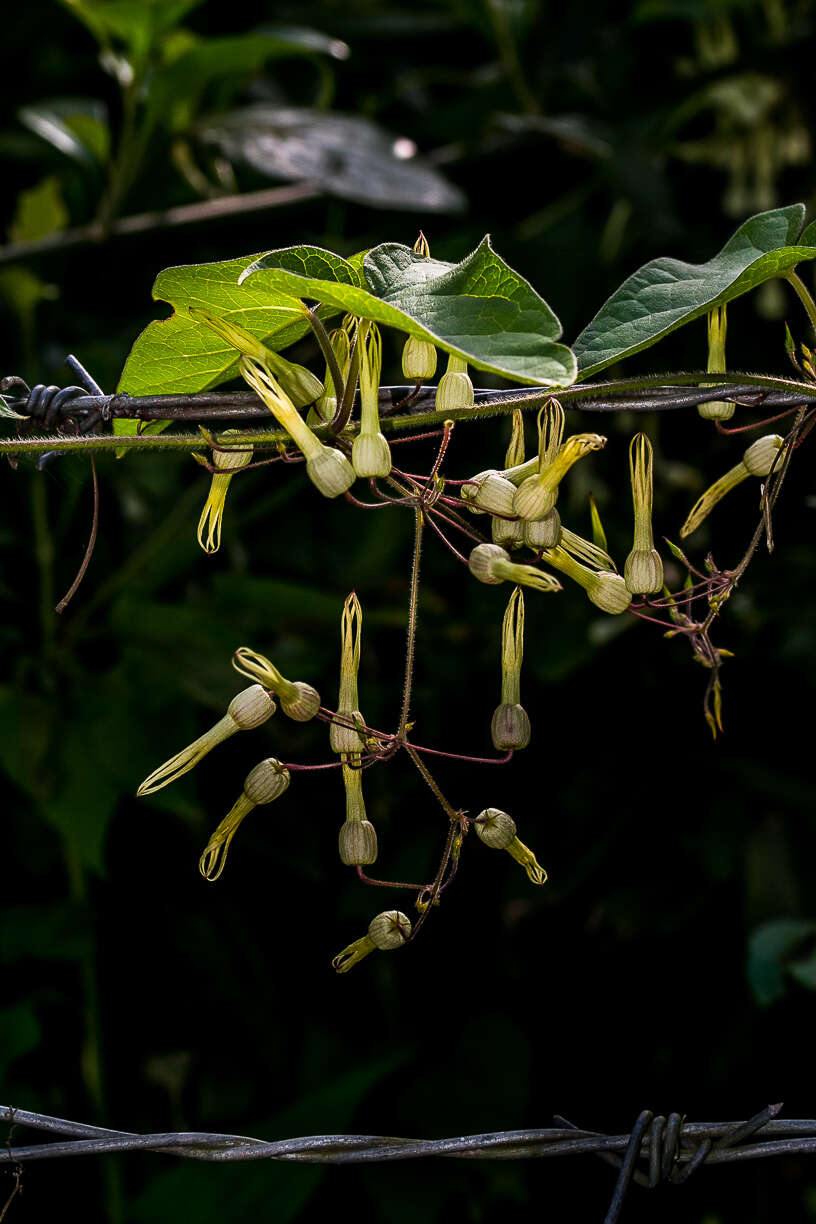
xmin=573 ymin=205 xmax=816 ymax=378
xmin=242 ymin=238 xmax=576 ymax=385
xmin=8 ymin=175 xmax=69 ymax=243
xmin=0 ymin=904 xmax=90 ymax=963
xmin=197 ymin=107 xmax=466 ymax=213
xmin=60 ymin=0 xmax=205 ymax=63
xmin=0 ymin=1002 xmax=41 ymax=1080
xmin=746 ymin=918 xmax=816 ymax=1006
xmin=19 ymin=98 xmax=110 ymax=166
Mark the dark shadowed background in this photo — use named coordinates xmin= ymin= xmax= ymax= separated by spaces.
xmin=2 ymin=1 xmax=816 ymax=1220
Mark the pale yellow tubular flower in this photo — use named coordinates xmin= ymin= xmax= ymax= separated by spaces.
xmin=352 ymin=322 xmax=391 ymax=477
xmin=699 ymin=305 xmax=734 ymax=421
xmin=332 ymin=910 xmax=412 ymax=974
xmin=491 ymin=587 xmax=531 ymax=751
xmin=338 ymin=761 xmax=378 ymax=865
xmin=330 ymin=592 xmax=366 ymax=756
xmin=232 ymin=647 xmax=320 ymax=721
xmin=196 ymin=429 xmax=253 ymax=554
xmin=188 ymin=306 xmax=322 ymax=408
xmin=523 ymin=509 xmax=561 ymax=550
xmin=624 ymin=433 xmax=663 ymax=594
xmin=473 ymin=808 xmax=547 ymax=885
xmin=199 ymin=758 xmax=290 ymax=881
xmin=679 ymin=433 xmax=784 ymax=538
xmin=492 ymin=514 xmax=525 ymax=549
xmin=541 ymin=546 xmax=631 ymax=614
xmin=308 ymin=325 xmax=351 ymax=427
xmin=136 ymin=685 xmax=275 ymax=797
xmin=435 ymin=353 xmax=474 ymax=411
xmin=239 ymin=355 xmax=355 ymax=498
xmin=468 ymin=543 xmax=562 ymax=594
xmin=514 ymin=430 xmax=606 ymax=520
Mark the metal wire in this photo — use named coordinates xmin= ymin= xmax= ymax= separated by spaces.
xmin=3 ymin=359 xmax=815 ymax=432
xmin=4 ymin=1103 xmax=816 ymax=1222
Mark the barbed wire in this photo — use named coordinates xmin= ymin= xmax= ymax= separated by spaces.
xmin=4 ymin=1103 xmax=816 ymax=1223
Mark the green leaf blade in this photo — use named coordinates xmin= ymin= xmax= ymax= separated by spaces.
xmin=573 ymin=205 xmax=816 ymax=379
xmin=242 ymin=237 xmax=576 ymax=385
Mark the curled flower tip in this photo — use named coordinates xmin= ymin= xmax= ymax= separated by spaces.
xmin=196 ymin=429 xmax=253 ymax=554
xmin=199 ymin=757 xmax=291 ymax=881
xmin=332 ymin=911 xmax=412 ymax=974
xmin=514 ymin=427 xmax=605 ymax=522
xmin=231 ymin=647 xmax=320 ymax=721
xmin=699 ymin=305 xmax=734 ymax=421
xmin=413 ymin=231 xmax=431 ymax=257
xmin=188 ymin=307 xmax=270 ymax=362
xmin=507 ymin=838 xmax=548 ymax=885
xmin=624 ymin=432 xmax=663 ymax=595
xmin=435 ymin=354 xmax=474 ymax=412
xmin=679 ymin=433 xmax=784 ymax=538
xmin=135 ymin=685 xmax=275 ymax=797
xmin=330 ymin=593 xmax=366 ymax=755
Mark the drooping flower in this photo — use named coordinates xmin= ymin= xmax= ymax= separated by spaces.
xmin=195 ymin=429 xmax=252 ymax=554
xmin=199 ymin=758 xmax=290 ymax=881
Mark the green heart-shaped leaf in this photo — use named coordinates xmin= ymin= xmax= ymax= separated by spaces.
xmin=240 ymin=237 xmax=576 ymax=386
xmin=573 ymin=204 xmax=816 ymax=379
xmin=115 ymin=246 xmax=361 ymax=436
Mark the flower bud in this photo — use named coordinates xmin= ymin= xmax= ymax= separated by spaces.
xmin=402 ymin=335 xmax=437 ymax=380
xmin=435 ymin=354 xmax=473 ymax=411
xmin=492 ymin=515 xmax=524 ymax=548
xmin=243 ymin=757 xmax=291 ymax=805
xmin=352 ymin=431 xmax=392 ymax=478
xmin=474 ymin=808 xmax=516 ymax=848
xmin=306 ymin=445 xmax=357 ymax=498
xmin=338 ymin=819 xmax=378 ymax=865
xmin=491 ymin=703 xmax=531 ymax=750
xmin=522 ymin=508 xmax=561 ymax=550
xmin=199 ymin=756 xmax=290 ymax=880
xmin=196 ymin=429 xmax=253 ymax=554
xmin=332 ymin=910 xmax=411 ymax=973
xmin=474 ymin=810 xmax=547 ymax=884
xmin=699 ymin=306 xmax=734 ymax=421
xmin=228 ymin=684 xmax=276 ymax=730
xmin=680 ymin=433 xmax=784 ymax=538
xmin=136 ymin=684 xmax=275 ymax=797
xmin=461 ymin=471 xmax=517 ymax=516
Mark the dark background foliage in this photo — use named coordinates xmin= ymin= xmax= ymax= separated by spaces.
xmin=2 ymin=1 xmax=816 ymax=1221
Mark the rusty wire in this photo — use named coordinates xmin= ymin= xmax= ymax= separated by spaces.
xmin=4 ymin=1102 xmax=816 ymax=1222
